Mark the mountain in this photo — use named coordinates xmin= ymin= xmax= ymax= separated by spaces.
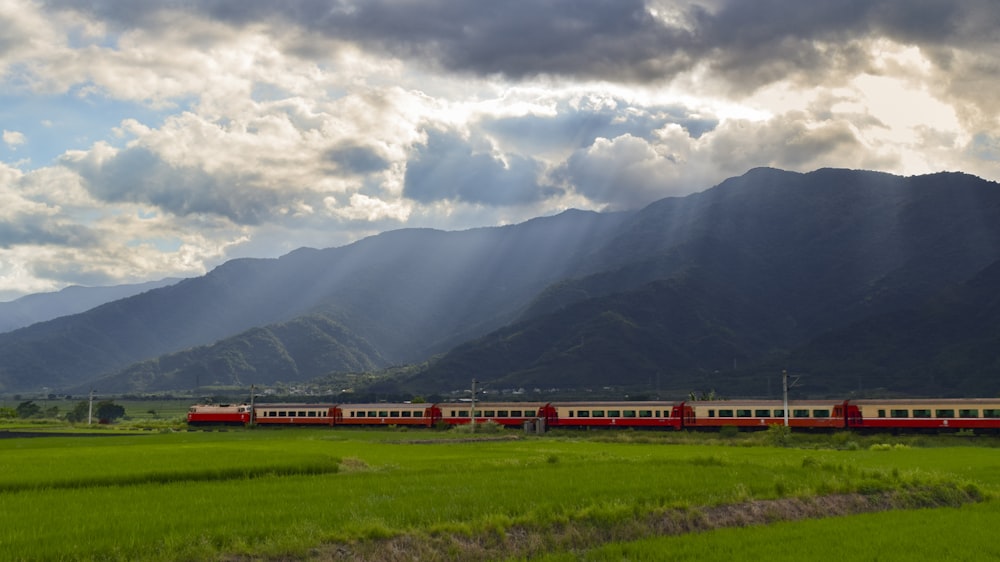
xmin=402 ymin=168 xmax=1000 ymax=396
xmin=781 ymin=258 xmax=1000 ymax=397
xmin=0 ymin=209 xmax=631 ymax=394
xmin=0 ymin=278 xmax=180 ymax=334
xmin=3 ymin=167 xmax=999 ymax=398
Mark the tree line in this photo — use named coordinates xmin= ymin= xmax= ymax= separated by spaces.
xmin=0 ymin=400 xmax=125 ymax=423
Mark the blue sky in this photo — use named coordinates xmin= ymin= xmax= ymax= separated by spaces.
xmin=1 ymin=0 xmax=999 ymax=300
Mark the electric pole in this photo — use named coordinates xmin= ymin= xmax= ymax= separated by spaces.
xmin=470 ymin=378 xmax=478 ymax=433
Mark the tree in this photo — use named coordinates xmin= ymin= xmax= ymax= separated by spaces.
xmin=0 ymin=407 xmax=15 ymax=419
xmin=66 ymin=401 xmax=90 ymax=423
xmin=15 ymin=400 xmax=40 ymax=419
xmin=95 ymin=400 xmax=125 ymax=423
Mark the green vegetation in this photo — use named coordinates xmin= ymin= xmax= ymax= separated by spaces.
xmin=0 ymin=428 xmax=995 ymax=561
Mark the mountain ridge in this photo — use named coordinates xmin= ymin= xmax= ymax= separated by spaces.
xmin=2 ymin=167 xmax=999 ymax=397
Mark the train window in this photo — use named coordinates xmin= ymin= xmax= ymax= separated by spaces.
xmin=708 ymin=410 xmax=715 ymax=418
xmin=960 ymin=409 xmax=979 ymax=418
xmin=592 ymin=410 xmax=605 ymax=417
xmin=278 ymin=411 xmax=287 ymax=417
xmin=401 ymin=411 xmax=412 ymax=418
xmin=298 ymin=411 xmax=306 ymax=417
xmin=308 ymin=411 xmax=317 ymax=417
xmin=793 ymin=409 xmax=810 ymax=418
xmin=755 ymin=409 xmax=770 ymax=417
xmin=935 ymin=409 xmax=955 ymax=418
xmin=389 ymin=411 xmax=399 ymax=418
xmin=458 ymin=411 xmax=469 ymax=417
xmin=813 ymin=410 xmax=830 ymax=418
xmin=718 ymin=409 xmax=734 ymax=417
xmin=268 ymin=411 xmax=277 ymax=417
xmin=566 ymin=411 xmax=574 ymax=418
xmin=367 ymin=411 xmax=377 ymax=418
xmin=639 ymin=410 xmax=653 ymax=418
xmin=736 ymin=409 xmax=752 ymax=418
xmin=773 ymin=409 xmax=784 ymax=417
xmin=984 ymin=409 xmax=1000 ymax=418
xmin=511 ymin=410 xmax=523 ymax=417
xmin=577 ymin=411 xmax=590 ymax=418
xmin=655 ymin=411 xmax=661 ymax=417
xmin=890 ymin=409 xmax=909 ymax=418
xmin=378 ymin=411 xmax=388 ymax=417
xmin=623 ymin=410 xmax=636 ymax=418
xmin=878 ymin=410 xmax=886 ymax=418
xmin=913 ymin=409 xmax=931 ymax=418
xmin=483 ymin=410 xmax=495 ymax=417
xmin=498 ymin=410 xmax=509 ymax=417
xmin=606 ymin=410 xmax=619 ymax=417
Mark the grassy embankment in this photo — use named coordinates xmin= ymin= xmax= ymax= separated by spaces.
xmin=0 ymin=427 xmax=995 ymax=561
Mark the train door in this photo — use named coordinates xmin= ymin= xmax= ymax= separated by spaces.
xmin=844 ymin=402 xmax=863 ymax=428
xmin=539 ymin=404 xmax=558 ymax=429
xmin=424 ymin=405 xmax=443 ymax=427
xmin=833 ymin=403 xmax=846 ymax=429
xmin=674 ymin=402 xmax=695 ymax=429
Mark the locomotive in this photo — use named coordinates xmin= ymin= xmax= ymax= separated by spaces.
xmin=188 ymin=397 xmax=1000 ymax=432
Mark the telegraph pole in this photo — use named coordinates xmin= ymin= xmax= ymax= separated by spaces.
xmin=249 ymin=384 xmax=256 ymax=426
xmin=782 ymin=370 xmax=789 ymax=427
xmin=470 ymin=378 xmax=478 ymax=433
xmin=88 ymin=389 xmax=95 ymax=425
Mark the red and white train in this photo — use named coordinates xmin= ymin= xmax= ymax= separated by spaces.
xmin=188 ymin=397 xmax=1000 ymax=432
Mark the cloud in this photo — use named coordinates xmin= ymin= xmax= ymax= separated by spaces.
xmin=2 ymin=130 xmax=26 ymax=149
xmin=404 ymin=128 xmax=560 ymax=206
xmin=0 ymin=0 xmax=998 ymax=300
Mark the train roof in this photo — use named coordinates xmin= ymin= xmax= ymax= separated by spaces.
xmin=848 ymin=398 xmax=1000 ymax=405
xmin=685 ymin=399 xmax=844 ymax=407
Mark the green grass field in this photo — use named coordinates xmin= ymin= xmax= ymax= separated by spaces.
xmin=0 ymin=428 xmax=995 ymax=561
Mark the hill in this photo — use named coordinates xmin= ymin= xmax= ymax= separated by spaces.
xmin=0 ymin=278 xmax=179 ymax=334
xmin=401 ymin=168 xmax=1000 ymax=396
xmin=0 ymin=209 xmax=630 ymax=393
xmin=3 ymin=167 xmax=1000 ymax=397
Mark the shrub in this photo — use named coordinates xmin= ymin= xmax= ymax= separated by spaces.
xmin=764 ymin=424 xmax=791 ymax=447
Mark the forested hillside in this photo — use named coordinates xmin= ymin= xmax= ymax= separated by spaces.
xmin=3 ymin=167 xmax=999 ymax=398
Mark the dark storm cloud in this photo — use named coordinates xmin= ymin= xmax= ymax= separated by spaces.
xmin=63 ymin=146 xmax=288 ymax=225
xmin=403 ymin=128 xmax=559 ymax=205
xmin=49 ymin=0 xmax=1000 ymax=88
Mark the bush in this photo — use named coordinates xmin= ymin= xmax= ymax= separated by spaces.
xmin=764 ymin=424 xmax=791 ymax=447
xmin=452 ymin=420 xmax=505 ymax=434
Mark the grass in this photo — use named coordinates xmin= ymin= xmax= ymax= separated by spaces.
xmin=534 ymin=502 xmax=1000 ymax=561
xmin=0 ymin=428 xmax=995 ymax=561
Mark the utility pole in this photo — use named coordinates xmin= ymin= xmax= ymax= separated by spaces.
xmin=470 ymin=378 xmax=478 ymax=433
xmin=88 ymin=389 xmax=94 ymax=425
xmin=782 ymin=370 xmax=789 ymax=427
xmin=249 ymin=384 xmax=256 ymax=426
xmin=782 ymin=370 xmax=800 ymax=427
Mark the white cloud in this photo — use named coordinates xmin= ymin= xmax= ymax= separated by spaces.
xmin=2 ymin=130 xmax=26 ymax=148
xmin=1 ymin=0 xmax=999 ymax=299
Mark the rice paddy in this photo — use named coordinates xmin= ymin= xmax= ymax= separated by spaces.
xmin=0 ymin=427 xmax=994 ymax=561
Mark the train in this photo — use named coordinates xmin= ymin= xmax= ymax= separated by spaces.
xmin=187 ymin=397 xmax=1000 ymax=432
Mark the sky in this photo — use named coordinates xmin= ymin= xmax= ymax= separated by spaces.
xmin=1 ymin=1 xmax=999 ymax=301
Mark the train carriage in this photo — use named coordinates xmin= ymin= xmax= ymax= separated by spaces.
xmin=846 ymin=398 xmax=1000 ymax=431
xmin=549 ymin=401 xmax=682 ymax=429
xmin=682 ymin=400 xmax=848 ymax=430
xmin=335 ymin=403 xmax=442 ymax=427
xmin=253 ymin=404 xmax=337 ymax=426
xmin=438 ymin=402 xmax=548 ymax=428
